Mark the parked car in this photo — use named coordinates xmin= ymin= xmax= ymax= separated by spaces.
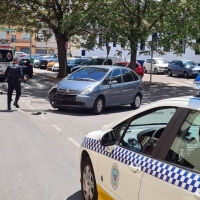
xmin=115 ymin=61 xmax=144 ymax=78
xmin=168 ymin=60 xmax=200 ymax=78
xmin=87 ymin=56 xmax=125 ymax=66
xmin=33 ymin=56 xmax=49 ymax=68
xmin=19 ymin=58 xmax=33 ymax=78
xmin=70 ymin=59 xmax=91 ymax=73
xmin=38 ymin=57 xmax=57 ymax=69
xmin=143 ymin=58 xmax=168 ymax=74
xmin=48 ymin=65 xmax=143 ymax=114
xmin=14 ymin=51 xmax=26 ymax=59
xmin=51 ymin=58 xmax=89 ymax=73
xmin=79 ymin=78 xmax=200 ymax=199
xmin=47 ymin=58 xmax=59 ymax=71
xmin=52 ymin=63 xmax=59 ymax=72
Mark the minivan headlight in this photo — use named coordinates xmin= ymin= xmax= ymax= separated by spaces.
xmin=81 ymin=87 xmax=94 ymax=95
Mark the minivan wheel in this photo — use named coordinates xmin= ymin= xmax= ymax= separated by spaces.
xmin=168 ymin=70 xmax=172 ymax=77
xmin=92 ymin=97 xmax=104 ymax=114
xmin=154 ymin=68 xmax=158 ymax=74
xmin=143 ymin=67 xmax=147 ymax=73
xmin=131 ymin=94 xmax=141 ymax=109
xmin=81 ymin=158 xmax=98 ymax=200
xmin=184 ymin=71 xmax=189 ymax=78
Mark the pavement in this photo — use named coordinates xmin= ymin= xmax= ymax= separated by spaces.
xmin=0 ymin=69 xmax=197 ymax=200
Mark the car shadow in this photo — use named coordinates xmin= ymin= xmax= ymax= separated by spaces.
xmin=66 ymin=190 xmax=82 ymax=200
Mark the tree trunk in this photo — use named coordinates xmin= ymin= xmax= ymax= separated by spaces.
xmin=130 ymin=42 xmax=137 ymax=71
xmin=55 ymin=32 xmax=67 ymax=78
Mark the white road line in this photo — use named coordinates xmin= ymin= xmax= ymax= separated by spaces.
xmin=51 ymin=124 xmax=62 ymax=132
xmin=26 ymin=103 xmax=34 ymax=110
xmin=21 ymin=99 xmax=25 ymax=102
xmin=18 ymin=109 xmax=26 ymax=114
xmin=40 ymin=115 xmax=47 ymax=119
xmin=68 ymin=138 xmax=80 ymax=148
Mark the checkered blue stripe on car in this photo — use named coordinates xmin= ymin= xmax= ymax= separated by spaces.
xmin=82 ymin=137 xmax=200 ymax=193
xmin=146 ymin=160 xmax=200 ymax=193
xmin=82 ymin=137 xmax=152 ymax=171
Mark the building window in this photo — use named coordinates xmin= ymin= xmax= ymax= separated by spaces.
xmin=22 ymin=33 xmax=30 ymax=40
xmin=0 ymin=32 xmax=6 ymax=39
xmin=11 ymin=35 xmax=16 ymax=42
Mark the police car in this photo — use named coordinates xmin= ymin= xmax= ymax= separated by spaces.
xmin=79 ymin=75 xmax=200 ymax=200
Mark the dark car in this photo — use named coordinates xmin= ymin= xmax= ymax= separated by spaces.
xmin=19 ymin=58 xmax=33 ymax=78
xmin=168 ymin=60 xmax=200 ymax=78
xmin=70 ymin=59 xmax=91 ymax=73
xmin=66 ymin=58 xmax=84 ymax=73
xmin=38 ymin=58 xmax=58 ymax=69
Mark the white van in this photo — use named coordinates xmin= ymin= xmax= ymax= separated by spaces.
xmin=0 ymin=39 xmax=14 ymax=80
xmin=14 ymin=51 xmax=26 ymax=59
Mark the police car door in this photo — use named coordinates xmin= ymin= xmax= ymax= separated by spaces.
xmin=138 ymin=107 xmax=200 ymax=200
xmin=98 ymin=107 xmax=177 ymax=200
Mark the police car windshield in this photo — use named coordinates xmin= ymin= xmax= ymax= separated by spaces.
xmin=0 ymin=50 xmax=13 ymax=62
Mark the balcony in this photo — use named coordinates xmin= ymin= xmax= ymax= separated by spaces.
xmin=10 ymin=39 xmax=30 ymax=43
xmin=0 ymin=38 xmax=30 ymax=43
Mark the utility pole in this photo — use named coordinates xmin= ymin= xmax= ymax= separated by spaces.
xmin=30 ymin=34 xmax=32 ymax=63
xmin=150 ymin=32 xmax=157 ymax=83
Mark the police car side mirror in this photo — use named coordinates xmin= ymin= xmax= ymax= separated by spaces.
xmin=100 ymin=130 xmax=116 ymax=146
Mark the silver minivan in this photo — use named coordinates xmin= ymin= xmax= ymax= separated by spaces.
xmin=48 ymin=65 xmax=143 ymax=114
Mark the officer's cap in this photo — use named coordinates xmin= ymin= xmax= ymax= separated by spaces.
xmin=13 ymin=57 xmax=19 ymax=61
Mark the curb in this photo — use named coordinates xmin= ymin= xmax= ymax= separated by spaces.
xmin=33 ymin=72 xmax=62 ymax=82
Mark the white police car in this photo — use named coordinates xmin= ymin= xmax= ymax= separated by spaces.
xmin=79 ymin=75 xmax=200 ymax=200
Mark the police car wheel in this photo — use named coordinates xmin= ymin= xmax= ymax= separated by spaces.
xmin=81 ymin=158 xmax=98 ymax=200
xmin=92 ymin=97 xmax=104 ymax=114
xmin=131 ymin=94 xmax=141 ymax=109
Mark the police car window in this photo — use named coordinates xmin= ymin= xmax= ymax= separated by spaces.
xmin=120 ymin=108 xmax=176 ymax=155
xmin=166 ymin=110 xmax=200 ymax=173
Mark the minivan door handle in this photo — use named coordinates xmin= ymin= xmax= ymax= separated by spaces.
xmin=129 ymin=164 xmax=141 ymax=173
xmin=194 ymin=193 xmax=200 ymax=200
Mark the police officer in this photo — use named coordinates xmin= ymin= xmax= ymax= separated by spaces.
xmin=4 ymin=57 xmax=27 ymax=110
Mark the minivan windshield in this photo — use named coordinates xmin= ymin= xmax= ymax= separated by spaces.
xmin=0 ymin=50 xmax=13 ymax=62
xmin=67 ymin=67 xmax=109 ymax=82
xmin=154 ymin=59 xmax=168 ymax=64
xmin=67 ymin=59 xmax=80 ymax=64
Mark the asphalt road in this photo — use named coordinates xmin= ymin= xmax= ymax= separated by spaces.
xmin=0 ymin=71 xmax=196 ymax=200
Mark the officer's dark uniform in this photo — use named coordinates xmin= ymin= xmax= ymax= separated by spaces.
xmin=4 ymin=63 xmax=24 ymax=110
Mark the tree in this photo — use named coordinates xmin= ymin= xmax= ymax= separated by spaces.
xmin=0 ymin=0 xmax=96 ymax=78
xmin=80 ymin=0 xmax=200 ymax=70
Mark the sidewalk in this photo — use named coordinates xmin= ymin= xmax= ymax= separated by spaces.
xmin=33 ymin=68 xmax=197 ymax=105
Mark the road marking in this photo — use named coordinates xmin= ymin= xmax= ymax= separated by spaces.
xmin=18 ymin=109 xmax=26 ymax=114
xmin=68 ymin=138 xmax=80 ymax=148
xmin=21 ymin=99 xmax=25 ymax=102
xmin=26 ymin=103 xmax=34 ymax=109
xmin=52 ymin=124 xmax=62 ymax=131
xmin=40 ymin=115 xmax=47 ymax=119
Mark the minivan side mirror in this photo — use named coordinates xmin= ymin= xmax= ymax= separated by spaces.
xmin=100 ymin=130 xmax=116 ymax=146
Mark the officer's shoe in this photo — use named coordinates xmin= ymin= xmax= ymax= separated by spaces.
xmin=7 ymin=107 xmax=11 ymax=111
xmin=13 ymin=102 xmax=19 ymax=108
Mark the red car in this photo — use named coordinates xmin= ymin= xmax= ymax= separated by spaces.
xmin=115 ymin=61 xmax=144 ymax=78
